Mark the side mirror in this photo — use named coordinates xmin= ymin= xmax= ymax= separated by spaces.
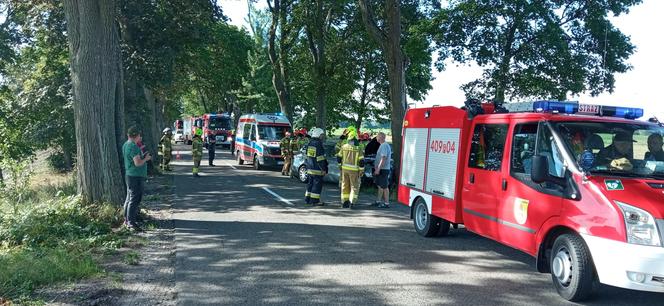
xmin=531 ymin=155 xmax=549 ymax=184
xmin=531 ymin=155 xmax=566 ymax=186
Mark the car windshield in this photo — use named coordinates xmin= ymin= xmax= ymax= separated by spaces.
xmin=258 ymin=125 xmax=289 ymax=141
xmin=209 ymin=117 xmax=231 ymax=130
xmin=552 ymin=121 xmax=664 ymax=179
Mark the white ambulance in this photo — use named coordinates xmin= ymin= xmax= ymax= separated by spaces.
xmin=235 ymin=113 xmax=292 ymax=170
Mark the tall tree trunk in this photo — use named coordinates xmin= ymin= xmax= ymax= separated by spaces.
xmin=494 ymin=19 xmax=519 ymax=102
xmin=305 ymin=1 xmax=332 ymax=129
xmin=63 ymin=0 xmax=125 ymax=205
xmin=143 ymin=86 xmax=160 ymax=158
xmin=267 ymin=0 xmax=293 ymax=122
xmin=358 ymin=0 xmax=406 ymax=172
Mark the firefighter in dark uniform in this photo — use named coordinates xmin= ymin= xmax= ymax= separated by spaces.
xmin=280 ymin=131 xmax=293 ymax=175
xmin=337 ymin=128 xmax=364 ymax=209
xmin=207 ymin=133 xmax=216 ymax=166
xmin=159 ymin=128 xmax=173 ymax=171
xmin=192 ymin=128 xmax=203 ymax=176
xmin=304 ymin=128 xmax=328 ymax=206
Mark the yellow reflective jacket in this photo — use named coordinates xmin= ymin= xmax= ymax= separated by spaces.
xmin=337 ymin=139 xmax=364 ymax=172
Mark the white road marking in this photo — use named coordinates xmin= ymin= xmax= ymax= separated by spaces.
xmin=225 ymin=162 xmax=237 ymax=170
xmin=261 ymin=187 xmax=295 ymax=206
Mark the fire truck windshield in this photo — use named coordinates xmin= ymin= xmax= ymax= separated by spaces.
xmin=209 ymin=117 xmax=231 ymax=130
xmin=552 ymin=121 xmax=664 ymax=179
xmin=258 ymin=125 xmax=289 ymax=141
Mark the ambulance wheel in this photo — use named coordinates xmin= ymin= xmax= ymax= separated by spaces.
xmin=237 ymin=152 xmax=244 ymax=165
xmin=413 ymin=198 xmax=440 ymax=237
xmin=550 ymin=234 xmax=597 ymax=301
xmin=253 ymin=155 xmax=262 ymax=170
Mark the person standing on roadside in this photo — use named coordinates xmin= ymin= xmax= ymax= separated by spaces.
xmin=208 ymin=133 xmax=217 ymax=166
xmin=192 ymin=128 xmax=203 ymax=176
xmin=159 ymin=128 xmax=173 ymax=171
xmin=280 ymin=131 xmax=293 ymax=176
xmin=123 ymin=127 xmax=151 ymax=231
xmin=374 ymin=132 xmax=391 ymax=208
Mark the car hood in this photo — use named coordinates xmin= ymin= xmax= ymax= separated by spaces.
xmin=588 ymin=176 xmax=664 ymax=218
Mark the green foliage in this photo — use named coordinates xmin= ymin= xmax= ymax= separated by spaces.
xmin=0 ymin=174 xmax=127 ymax=300
xmin=430 ymin=0 xmax=640 ymax=101
xmin=123 ymin=251 xmax=140 ymax=266
xmin=0 ymin=245 xmax=101 ymax=299
xmin=0 ymin=1 xmax=75 ymax=166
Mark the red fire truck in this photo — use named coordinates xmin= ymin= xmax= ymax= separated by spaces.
xmin=202 ymin=113 xmax=233 ymax=148
xmin=399 ymin=101 xmax=664 ymax=301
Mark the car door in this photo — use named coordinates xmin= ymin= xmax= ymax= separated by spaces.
xmin=461 ymin=121 xmax=509 ymax=240
xmin=497 ymin=122 xmax=564 ymax=255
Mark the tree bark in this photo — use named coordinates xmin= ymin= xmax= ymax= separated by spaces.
xmin=305 ymin=1 xmax=332 ymax=129
xmin=63 ymin=0 xmax=125 ymax=205
xmin=494 ymin=19 xmax=519 ymax=102
xmin=267 ymin=0 xmax=293 ymax=122
xmin=358 ymin=0 xmax=405 ymax=171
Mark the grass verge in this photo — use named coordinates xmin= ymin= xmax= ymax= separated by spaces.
xmin=0 ymin=172 xmax=131 ymax=302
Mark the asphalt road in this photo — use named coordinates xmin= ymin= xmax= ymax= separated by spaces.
xmin=168 ymin=145 xmax=662 ymax=305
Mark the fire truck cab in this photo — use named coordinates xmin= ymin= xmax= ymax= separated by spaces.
xmin=202 ymin=113 xmax=233 ymax=148
xmin=399 ymin=101 xmax=664 ymax=301
xmin=235 ymin=113 xmax=292 ymax=170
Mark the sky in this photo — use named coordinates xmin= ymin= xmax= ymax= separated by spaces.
xmin=218 ymin=0 xmax=664 ymax=120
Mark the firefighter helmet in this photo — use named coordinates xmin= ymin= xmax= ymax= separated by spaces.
xmin=195 ymin=128 xmax=203 ymax=136
xmin=346 ymin=126 xmax=358 ymax=140
xmin=163 ymin=127 xmax=172 ymax=134
xmin=297 ymin=128 xmax=308 ymax=136
xmin=310 ymin=127 xmax=325 ymax=138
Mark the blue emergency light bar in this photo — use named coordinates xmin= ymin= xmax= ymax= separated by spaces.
xmin=531 ymin=100 xmax=643 ymax=120
xmin=533 ymin=100 xmax=578 ymax=114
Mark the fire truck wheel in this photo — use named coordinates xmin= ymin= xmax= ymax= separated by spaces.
xmin=253 ymin=155 xmax=262 ymax=170
xmin=413 ymin=198 xmax=440 ymax=237
xmin=237 ymin=152 xmax=244 ymax=165
xmin=550 ymin=234 xmax=597 ymax=301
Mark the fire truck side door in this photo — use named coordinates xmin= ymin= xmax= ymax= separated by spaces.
xmin=461 ymin=122 xmax=509 ymax=240
xmin=498 ymin=122 xmax=563 ymax=255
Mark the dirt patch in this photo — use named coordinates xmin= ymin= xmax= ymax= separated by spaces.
xmin=33 ymin=174 xmax=177 ymax=305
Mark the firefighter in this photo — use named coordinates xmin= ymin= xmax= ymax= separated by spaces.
xmin=280 ymin=131 xmax=293 ymax=176
xmin=304 ymin=128 xmax=328 ymax=206
xmin=335 ymin=129 xmax=349 ymax=188
xmin=208 ymin=133 xmax=217 ymax=166
xmin=337 ymin=128 xmax=364 ymax=209
xmin=192 ymin=128 xmax=203 ymax=177
xmin=159 ymin=128 xmax=173 ymax=171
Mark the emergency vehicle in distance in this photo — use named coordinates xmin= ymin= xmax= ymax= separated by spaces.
xmin=182 ymin=116 xmax=202 ymax=145
xmin=202 ymin=113 xmax=233 ymax=148
xmin=235 ymin=113 xmax=292 ymax=170
xmin=399 ymin=100 xmax=664 ymax=301
xmin=173 ymin=119 xmax=185 ymax=144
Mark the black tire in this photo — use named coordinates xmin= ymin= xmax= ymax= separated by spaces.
xmin=436 ymin=219 xmax=451 ymax=237
xmin=550 ymin=234 xmax=597 ymax=301
xmin=297 ymin=165 xmax=309 ymax=183
xmin=413 ymin=198 xmax=440 ymax=237
xmin=237 ymin=151 xmax=244 ymax=165
xmin=253 ymin=155 xmax=262 ymax=170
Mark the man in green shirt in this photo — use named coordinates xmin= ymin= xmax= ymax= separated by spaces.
xmin=122 ymin=127 xmax=152 ymax=231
